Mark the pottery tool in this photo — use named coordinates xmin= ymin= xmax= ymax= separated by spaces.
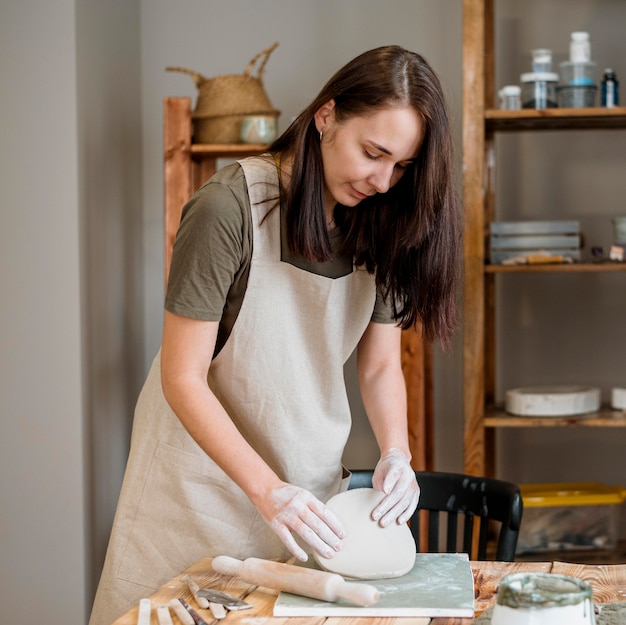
xmin=182 ymin=575 xmax=210 ymax=608
xmin=212 ymin=555 xmax=379 ymax=606
xmin=178 ymin=598 xmax=209 ymax=625
xmin=207 ymin=603 xmax=227 ymax=620
xmin=181 ymin=573 xmax=251 ymax=614
xmin=156 ymin=604 xmax=174 ymax=625
xmin=181 ymin=574 xmax=227 ymax=619
xmin=195 ymin=589 xmax=251 ymax=611
xmin=169 ymin=599 xmax=195 ymax=625
xmin=137 ymin=598 xmax=151 ymax=625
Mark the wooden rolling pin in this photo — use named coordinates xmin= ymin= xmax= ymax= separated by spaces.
xmin=212 ymin=556 xmax=380 ymax=607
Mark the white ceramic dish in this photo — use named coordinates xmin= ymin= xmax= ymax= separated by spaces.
xmin=611 ymin=387 xmax=626 ymax=410
xmin=505 ymin=386 xmax=600 ymax=417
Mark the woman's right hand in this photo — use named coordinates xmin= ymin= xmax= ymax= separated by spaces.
xmin=261 ymin=484 xmax=346 ymax=561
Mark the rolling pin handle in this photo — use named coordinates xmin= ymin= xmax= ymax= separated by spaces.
xmin=334 ymin=580 xmax=380 ymax=607
xmin=212 ymin=555 xmax=243 ymax=576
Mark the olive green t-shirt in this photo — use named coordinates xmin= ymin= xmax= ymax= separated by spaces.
xmin=165 ymin=161 xmax=394 ymax=355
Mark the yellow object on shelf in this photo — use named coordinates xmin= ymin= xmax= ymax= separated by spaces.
xmin=517 ymin=482 xmax=626 ymax=554
xmin=521 ymin=482 xmax=626 ymax=507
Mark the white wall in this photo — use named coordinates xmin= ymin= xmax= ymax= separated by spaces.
xmin=1 ymin=2 xmax=86 ymax=623
xmin=1 ymin=1 xmax=143 ymax=623
xmin=76 ymin=0 xmax=144 ymax=601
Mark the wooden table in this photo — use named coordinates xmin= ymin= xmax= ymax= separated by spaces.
xmin=112 ymin=558 xmax=626 ymax=625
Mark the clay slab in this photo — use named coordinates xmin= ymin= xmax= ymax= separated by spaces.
xmin=313 ymin=488 xmax=416 ymax=580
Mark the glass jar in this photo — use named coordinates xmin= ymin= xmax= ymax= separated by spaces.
xmin=560 ymin=61 xmax=597 ymax=86
xmin=521 ymin=72 xmax=558 ymax=109
xmin=531 ymin=48 xmax=553 ymax=73
xmin=498 ymin=85 xmax=521 ymax=110
xmin=612 ymin=215 xmax=626 ymax=243
xmin=492 ymin=573 xmax=595 ymax=625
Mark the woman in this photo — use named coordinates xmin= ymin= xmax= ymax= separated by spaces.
xmin=90 ymin=45 xmax=461 ymax=625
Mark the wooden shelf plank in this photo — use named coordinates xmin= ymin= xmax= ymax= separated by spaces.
xmin=485 ymin=407 xmax=626 ymax=427
xmin=190 ymin=143 xmax=269 ymax=157
xmin=485 ymin=262 xmax=626 ymax=274
xmin=485 ymin=107 xmax=626 ymax=132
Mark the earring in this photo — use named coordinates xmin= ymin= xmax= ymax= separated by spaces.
xmin=319 ymin=130 xmax=323 ymax=141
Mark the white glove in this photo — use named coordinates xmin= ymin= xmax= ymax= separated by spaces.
xmin=262 ymin=484 xmax=346 ymax=561
xmin=371 ymin=448 xmax=420 ymax=526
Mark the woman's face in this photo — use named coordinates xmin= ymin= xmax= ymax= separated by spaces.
xmin=315 ymin=101 xmax=424 ymax=213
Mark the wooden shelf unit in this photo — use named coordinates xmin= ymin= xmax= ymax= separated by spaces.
xmin=485 ymin=262 xmax=626 ymax=274
xmin=162 ymin=96 xmax=434 ymax=470
xmin=485 ymin=407 xmax=626 ymax=428
xmin=461 ymin=0 xmax=626 ymax=477
xmin=485 ymin=106 xmax=626 ymax=132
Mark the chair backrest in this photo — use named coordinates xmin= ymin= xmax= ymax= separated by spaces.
xmin=348 ymin=469 xmax=523 ymax=561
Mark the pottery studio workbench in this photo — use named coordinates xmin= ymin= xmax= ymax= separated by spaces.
xmin=112 ymin=557 xmax=626 ymax=625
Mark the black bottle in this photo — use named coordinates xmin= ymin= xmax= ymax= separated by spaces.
xmin=602 ymin=69 xmax=619 ymax=107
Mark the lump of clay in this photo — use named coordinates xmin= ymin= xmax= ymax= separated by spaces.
xmin=314 ymin=487 xmax=416 ymax=580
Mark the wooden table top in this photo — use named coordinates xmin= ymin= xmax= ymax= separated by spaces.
xmin=112 ymin=557 xmax=626 ymax=625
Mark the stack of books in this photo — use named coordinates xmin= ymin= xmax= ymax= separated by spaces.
xmin=489 ymin=220 xmax=581 ymax=264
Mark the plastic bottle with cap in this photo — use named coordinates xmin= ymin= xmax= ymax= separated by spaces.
xmin=558 ymin=31 xmax=597 ymax=106
xmin=560 ymin=31 xmax=596 ymax=87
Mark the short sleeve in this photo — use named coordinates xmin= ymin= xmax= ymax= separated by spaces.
xmin=165 ymin=164 xmax=249 ymax=321
xmin=371 ymin=288 xmax=397 ymax=324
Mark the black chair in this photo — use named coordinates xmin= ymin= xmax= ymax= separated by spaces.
xmin=348 ymin=469 xmax=523 ymax=561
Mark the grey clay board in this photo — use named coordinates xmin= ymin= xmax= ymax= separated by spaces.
xmin=273 ymin=552 xmax=475 ymax=617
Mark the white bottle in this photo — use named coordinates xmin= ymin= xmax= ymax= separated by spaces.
xmin=570 ymin=31 xmax=590 ymax=62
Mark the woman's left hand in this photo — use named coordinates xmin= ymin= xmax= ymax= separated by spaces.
xmin=371 ymin=448 xmax=420 ymax=526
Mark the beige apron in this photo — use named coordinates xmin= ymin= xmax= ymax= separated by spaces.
xmin=89 ymin=156 xmax=376 ymax=625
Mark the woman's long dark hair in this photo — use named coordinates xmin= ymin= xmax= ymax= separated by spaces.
xmin=270 ymin=45 xmax=461 ymax=347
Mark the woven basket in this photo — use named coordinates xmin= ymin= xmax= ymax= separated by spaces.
xmin=167 ymin=42 xmax=280 ymax=144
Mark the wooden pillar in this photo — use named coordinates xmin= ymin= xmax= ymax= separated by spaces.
xmin=163 ymin=97 xmax=192 ymax=286
xmin=401 ymin=328 xmax=433 ymax=471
